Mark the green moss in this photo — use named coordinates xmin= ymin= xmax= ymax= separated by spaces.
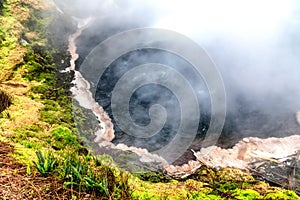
xmin=232 ymin=189 xmax=262 ymax=200
xmin=188 ymin=166 xmax=216 ymax=185
xmin=264 ymin=190 xmax=299 ymax=200
xmin=134 ymin=171 xmax=172 ymax=183
xmin=216 ymin=167 xmax=256 ymax=183
xmin=20 ymin=139 xmax=43 ymax=149
xmin=22 ymin=48 xmax=55 ymax=83
xmin=51 ymin=126 xmax=79 ymax=150
xmin=189 ymin=193 xmax=224 ymax=200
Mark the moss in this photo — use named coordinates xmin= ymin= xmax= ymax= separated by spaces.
xmin=264 ymin=190 xmax=299 ymax=200
xmin=20 ymin=139 xmax=43 ymax=149
xmin=189 ymin=193 xmax=224 ymax=200
xmin=0 ymin=0 xmax=77 ymax=155
xmin=188 ymin=166 xmax=216 ymax=184
xmin=216 ymin=167 xmax=256 ymax=183
xmin=134 ymin=171 xmax=172 ymax=183
xmin=130 ymin=175 xmax=216 ymax=200
xmin=232 ymin=189 xmax=262 ymax=200
xmin=50 ymin=126 xmax=79 ymax=150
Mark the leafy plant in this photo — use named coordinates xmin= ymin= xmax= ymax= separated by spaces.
xmin=62 ymin=152 xmax=109 ymax=195
xmin=33 ymin=150 xmax=57 ymax=177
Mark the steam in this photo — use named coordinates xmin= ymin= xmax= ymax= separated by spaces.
xmin=54 ymin=0 xmax=300 ymax=149
xmin=153 ymin=0 xmax=300 ymax=113
xmin=151 ymin=0 xmax=300 ymax=142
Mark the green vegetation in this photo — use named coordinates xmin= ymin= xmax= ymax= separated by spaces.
xmin=0 ymin=0 xmax=299 ymax=199
xmin=33 ymin=150 xmax=57 ymax=176
xmin=31 ymin=150 xmax=131 ymax=199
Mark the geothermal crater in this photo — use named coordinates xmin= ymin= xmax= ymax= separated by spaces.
xmin=68 ymin=14 xmax=300 ymax=193
xmin=74 ymin=19 xmax=300 ymax=150
xmin=52 ymin=0 xmax=300 ymax=193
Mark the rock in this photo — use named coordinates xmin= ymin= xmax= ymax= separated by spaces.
xmin=296 ymin=111 xmax=300 ymax=125
xmin=243 ymin=138 xmax=250 ymax=143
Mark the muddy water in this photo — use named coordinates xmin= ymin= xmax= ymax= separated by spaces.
xmin=67 ymin=19 xmax=300 ymax=177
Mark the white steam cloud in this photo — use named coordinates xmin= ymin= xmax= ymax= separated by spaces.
xmin=54 ymin=0 xmax=300 ymax=145
xmin=150 ymin=0 xmax=300 ymax=114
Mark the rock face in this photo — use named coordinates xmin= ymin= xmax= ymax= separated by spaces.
xmin=165 ymin=135 xmax=300 ymax=178
xmin=68 ymin=18 xmax=115 ymax=143
xmin=194 ymin=135 xmax=300 ymax=169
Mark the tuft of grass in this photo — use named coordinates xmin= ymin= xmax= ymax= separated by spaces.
xmin=33 ymin=150 xmax=57 ymax=177
xmin=60 ymin=152 xmax=131 ymax=199
xmin=33 ymin=150 xmax=132 ymax=199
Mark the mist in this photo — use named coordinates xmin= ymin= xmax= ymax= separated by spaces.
xmin=54 ymin=0 xmax=300 ymax=148
xmin=152 ymin=0 xmax=300 ymax=111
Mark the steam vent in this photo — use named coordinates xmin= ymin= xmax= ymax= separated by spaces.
xmin=57 ymin=0 xmax=300 ymax=193
xmin=1 ymin=0 xmax=300 ymax=198
xmin=63 ymin=0 xmax=300 ymax=193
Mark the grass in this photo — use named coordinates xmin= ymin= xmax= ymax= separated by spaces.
xmin=0 ymin=0 xmax=76 ymax=155
xmin=31 ymin=150 xmax=132 ymax=199
xmin=33 ymin=150 xmax=57 ymax=176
